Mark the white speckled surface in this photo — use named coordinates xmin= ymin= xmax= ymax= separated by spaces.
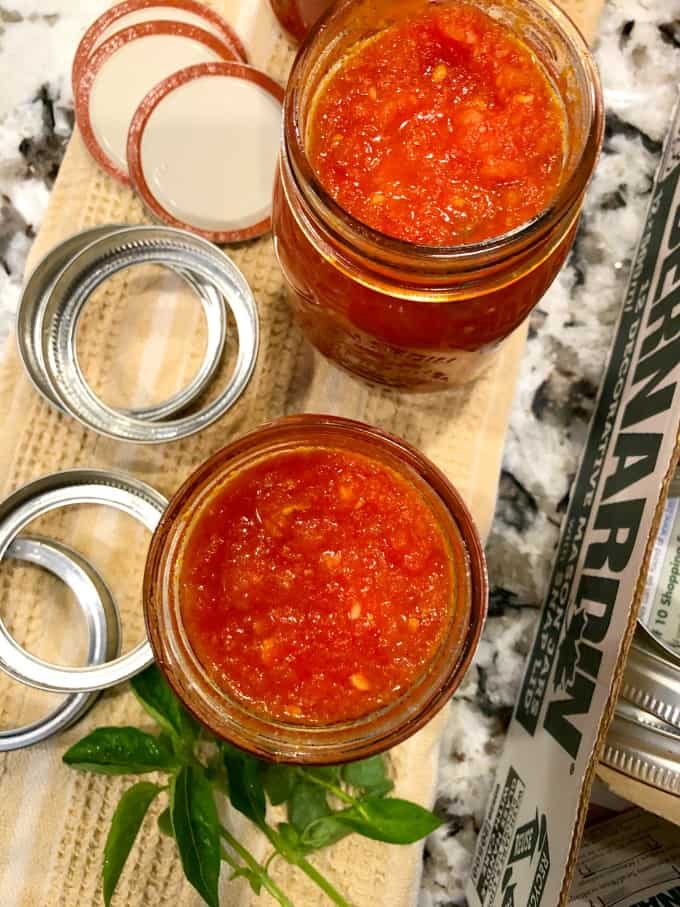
xmin=1 ymin=2 xmax=679 ymax=904
xmin=423 ymin=4 xmax=680 ymax=903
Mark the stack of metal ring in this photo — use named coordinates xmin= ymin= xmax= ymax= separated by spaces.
xmin=3 ymin=223 xmax=260 ymax=748
xmin=0 ymin=469 xmax=167 ymax=751
xmin=17 ymin=224 xmax=259 ymax=443
xmin=603 ymin=626 xmax=680 ymax=795
xmin=602 ymin=471 xmax=680 ymax=796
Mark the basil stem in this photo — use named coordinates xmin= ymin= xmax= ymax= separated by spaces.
xmin=295 ymin=855 xmax=353 ymax=907
xmin=295 ymin=769 xmax=356 ymax=806
xmin=260 ymin=823 xmax=352 ymax=907
xmin=218 ymin=824 xmax=294 ymax=907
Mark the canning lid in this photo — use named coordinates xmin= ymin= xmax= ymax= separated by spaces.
xmin=27 ymin=225 xmax=258 ymax=444
xmin=601 ymin=698 xmax=680 ymax=796
xmin=617 ymin=468 xmax=680 ymax=730
xmin=620 ymin=626 xmax=680 ymax=729
xmin=0 ymin=469 xmax=166 ymax=693
xmin=637 ymin=469 xmax=680 ymax=662
xmin=127 ymin=62 xmax=284 ymax=242
xmin=0 ymin=534 xmax=120 ymax=751
xmin=74 ymin=21 xmax=241 ymax=184
xmin=17 ymin=225 xmax=228 ymax=423
xmin=72 ymin=0 xmax=247 ymax=89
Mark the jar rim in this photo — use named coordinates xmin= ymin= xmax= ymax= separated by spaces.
xmin=283 ymin=0 xmax=604 ymax=270
xmin=143 ymin=414 xmax=488 ymax=763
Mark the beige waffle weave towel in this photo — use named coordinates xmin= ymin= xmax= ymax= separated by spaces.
xmin=0 ymin=1 xmax=602 ymax=904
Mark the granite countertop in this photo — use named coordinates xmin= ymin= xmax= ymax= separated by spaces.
xmin=1 ymin=1 xmax=680 ymax=905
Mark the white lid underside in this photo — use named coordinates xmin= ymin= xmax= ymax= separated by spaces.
xmin=90 ymin=34 xmax=224 ymax=174
xmin=94 ymin=8 xmax=229 ymax=49
xmin=139 ymin=75 xmax=281 ymax=232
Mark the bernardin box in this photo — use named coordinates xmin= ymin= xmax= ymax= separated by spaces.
xmin=466 ymin=97 xmax=680 ymax=907
xmin=568 ymin=807 xmax=680 ymax=907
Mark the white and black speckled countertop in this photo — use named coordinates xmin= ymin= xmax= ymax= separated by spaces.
xmin=1 ymin=1 xmax=679 ymax=904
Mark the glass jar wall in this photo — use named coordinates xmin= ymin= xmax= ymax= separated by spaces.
xmin=272 ymin=0 xmax=604 ymax=389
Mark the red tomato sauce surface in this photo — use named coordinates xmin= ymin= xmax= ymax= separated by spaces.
xmin=178 ymin=447 xmax=455 ymax=723
xmin=308 ymin=3 xmax=566 ymax=245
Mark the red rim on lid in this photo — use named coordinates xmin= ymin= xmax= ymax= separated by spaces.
xmin=75 ymin=21 xmax=241 ymax=185
xmin=72 ymin=0 xmax=247 ymax=90
xmin=127 ymin=62 xmax=284 ymax=243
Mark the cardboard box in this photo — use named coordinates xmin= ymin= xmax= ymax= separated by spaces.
xmin=569 ymin=807 xmax=680 ymax=907
xmin=467 ymin=98 xmax=680 ymax=907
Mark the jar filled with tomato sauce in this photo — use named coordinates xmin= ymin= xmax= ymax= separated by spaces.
xmin=144 ymin=415 xmax=487 ymax=763
xmin=269 ymin=0 xmax=333 ymax=42
xmin=272 ymin=0 xmax=604 ymax=389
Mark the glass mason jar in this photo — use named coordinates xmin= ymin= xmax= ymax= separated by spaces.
xmin=143 ymin=415 xmax=487 ymax=763
xmin=269 ymin=0 xmax=334 ymax=42
xmin=272 ymin=0 xmax=604 ymax=390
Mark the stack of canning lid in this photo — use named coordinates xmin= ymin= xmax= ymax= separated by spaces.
xmin=4 ymin=217 xmax=261 ymax=747
xmin=602 ymin=471 xmax=680 ymax=796
xmin=16 ymin=223 xmax=259 ymax=443
xmin=4 ymin=0 xmax=276 ymax=748
xmin=0 ymin=469 xmax=167 ymax=752
xmin=72 ymin=0 xmax=283 ymax=243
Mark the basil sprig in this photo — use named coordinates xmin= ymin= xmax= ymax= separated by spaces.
xmin=63 ymin=666 xmax=440 ymax=907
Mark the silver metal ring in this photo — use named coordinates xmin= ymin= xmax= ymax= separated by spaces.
xmin=0 ymin=534 xmax=120 ymax=751
xmin=117 ymin=266 xmax=227 ymax=422
xmin=636 ymin=620 xmax=680 ymax=671
xmin=17 ymin=224 xmax=228 ymax=422
xmin=620 ymin=627 xmax=680 ymax=729
xmin=603 ymin=704 xmax=680 ymax=795
xmin=615 ymin=697 xmax=680 ymax=735
xmin=0 ymin=469 xmax=166 ymax=693
xmin=39 ymin=226 xmax=258 ymax=443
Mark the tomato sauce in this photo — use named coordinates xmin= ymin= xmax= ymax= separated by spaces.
xmin=308 ymin=3 xmax=565 ymax=245
xmin=178 ymin=447 xmax=455 ymax=723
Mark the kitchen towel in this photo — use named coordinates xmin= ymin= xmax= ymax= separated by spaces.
xmin=0 ymin=0 xmax=603 ymax=904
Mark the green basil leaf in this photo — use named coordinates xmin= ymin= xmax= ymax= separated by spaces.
xmin=365 ymin=779 xmax=395 ymax=797
xmin=300 ymin=815 xmax=351 ymax=851
xmin=131 ymin=665 xmax=199 ymax=745
xmin=262 ymin=764 xmax=296 ymax=806
xmin=102 ymin=782 xmax=162 ymax=906
xmin=329 ymin=797 xmax=441 ymax=844
xmin=273 ymin=821 xmax=311 ymax=859
xmin=204 ymin=751 xmax=229 ymax=792
xmin=342 ymin=756 xmax=387 ymax=791
xmin=288 ymin=781 xmax=331 ymax=833
xmin=62 ymin=727 xmax=177 ymax=775
xmin=230 ymin=866 xmax=262 ymax=895
xmin=277 ymin=822 xmax=302 ymax=850
xmin=171 ymin=766 xmax=221 ymax=907
xmin=158 ymin=807 xmax=174 ymax=838
xmin=223 ymin=748 xmax=266 ymax=826
xmin=305 ymin=766 xmax=340 ymax=783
